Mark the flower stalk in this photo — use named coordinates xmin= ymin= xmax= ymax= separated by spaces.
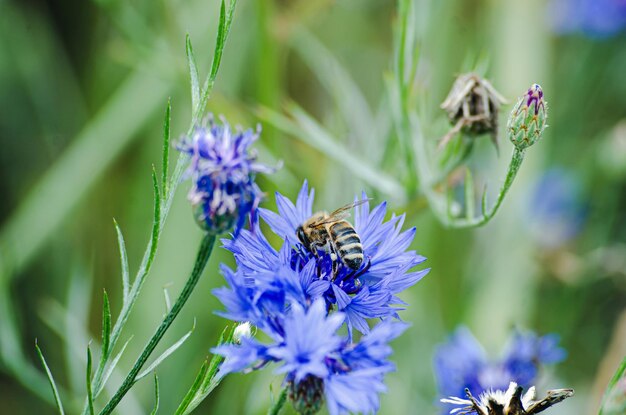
xmin=99 ymin=233 xmax=216 ymax=415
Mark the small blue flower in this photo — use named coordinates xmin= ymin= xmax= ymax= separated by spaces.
xmin=434 ymin=327 xmax=566 ymax=413
xmin=177 ymin=115 xmax=275 ymax=235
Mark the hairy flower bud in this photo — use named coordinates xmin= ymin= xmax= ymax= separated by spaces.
xmin=507 ymin=84 xmax=548 ymax=150
xmin=289 ymin=376 xmax=325 ymax=415
xmin=177 ymin=116 xmax=275 ymax=236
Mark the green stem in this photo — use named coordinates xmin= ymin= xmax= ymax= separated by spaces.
xmin=99 ymin=234 xmax=216 ymax=415
xmin=447 ymin=147 xmax=526 ymax=228
xmin=267 ymin=387 xmax=288 ymax=415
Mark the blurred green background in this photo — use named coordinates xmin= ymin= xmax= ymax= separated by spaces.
xmin=1 ymin=0 xmax=625 ymax=413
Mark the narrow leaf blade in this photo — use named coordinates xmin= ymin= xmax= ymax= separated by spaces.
xmin=174 ymin=361 xmax=209 ymax=415
xmin=100 ymin=290 xmax=112 ymax=361
xmin=86 ymin=346 xmax=95 ymax=415
xmin=136 ymin=322 xmax=195 ymax=381
xmin=599 ymin=356 xmax=626 ymax=415
xmin=162 ymin=99 xmax=171 ymax=197
xmin=99 ymin=337 xmax=133 ymax=395
xmin=186 ymin=35 xmax=200 ymax=116
xmin=35 ymin=341 xmax=66 ymax=415
xmin=151 ymin=374 xmax=160 ymax=415
xmin=113 ymin=219 xmax=130 ymax=303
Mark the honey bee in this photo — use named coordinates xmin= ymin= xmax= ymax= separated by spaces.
xmin=296 ymin=200 xmax=369 ymax=273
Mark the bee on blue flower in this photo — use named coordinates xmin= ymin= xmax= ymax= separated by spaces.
xmin=212 ymin=180 xmax=429 ymax=414
xmin=176 ymin=115 xmax=275 ymax=236
xmin=434 ymin=327 xmax=567 ymax=414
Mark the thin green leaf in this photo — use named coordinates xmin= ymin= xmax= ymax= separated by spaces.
xmin=196 ymin=0 xmax=238 ymax=120
xmin=149 ymin=165 xmax=162 ymax=272
xmin=136 ymin=320 xmax=196 ymax=381
xmin=174 ymin=360 xmax=209 ymax=415
xmin=86 ymin=346 xmax=95 ymax=415
xmin=267 ymin=386 xmax=288 ymax=415
xmin=464 ymin=168 xmax=475 ymax=220
xmin=151 ymin=374 xmax=160 ymax=415
xmin=599 ymin=355 xmax=626 ymax=415
xmin=257 ymin=104 xmax=405 ymax=201
xmin=35 ymin=341 xmax=66 ymax=415
xmin=161 ymin=99 xmax=171 ymax=197
xmin=186 ymin=34 xmax=200 ymax=116
xmin=175 ymin=325 xmax=234 ymax=415
xmin=100 ymin=337 xmax=133 ymax=393
xmin=100 ymin=290 xmax=112 ymax=366
xmin=113 ymin=219 xmax=130 ymax=304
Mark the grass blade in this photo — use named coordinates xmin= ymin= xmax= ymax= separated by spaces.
xmin=186 ymin=34 xmax=200 ymax=117
xmin=599 ymin=355 xmax=626 ymax=415
xmin=35 ymin=341 xmax=66 ymax=415
xmin=136 ymin=320 xmax=196 ymax=382
xmin=162 ymin=99 xmax=171 ymax=197
xmin=151 ymin=374 xmax=160 ymax=415
xmin=86 ymin=346 xmax=95 ymax=415
xmin=113 ymin=220 xmax=130 ymax=304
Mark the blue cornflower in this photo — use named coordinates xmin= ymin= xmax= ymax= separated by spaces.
xmin=547 ymin=0 xmax=626 ymax=38
xmin=212 ymin=180 xmax=426 ymax=414
xmin=434 ymin=327 xmax=566 ymax=413
xmin=527 ymin=168 xmax=587 ymax=249
xmin=253 ymin=180 xmax=429 ymax=337
xmin=213 ymin=299 xmax=407 ymax=415
xmin=176 ymin=115 xmax=275 ymax=235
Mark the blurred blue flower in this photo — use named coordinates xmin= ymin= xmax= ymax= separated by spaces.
xmin=177 ymin=115 xmax=275 ymax=235
xmin=527 ymin=168 xmax=587 ymax=249
xmin=434 ymin=327 xmax=566 ymax=413
xmin=212 ymin=180 xmax=427 ymax=414
xmin=548 ymin=0 xmax=626 ymax=38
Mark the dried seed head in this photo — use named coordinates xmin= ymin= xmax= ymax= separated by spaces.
xmin=507 ymin=84 xmax=548 ymax=150
xmin=439 ymin=73 xmax=507 ymax=149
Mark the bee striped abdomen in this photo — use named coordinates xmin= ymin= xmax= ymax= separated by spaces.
xmin=329 ymin=220 xmax=363 ymax=270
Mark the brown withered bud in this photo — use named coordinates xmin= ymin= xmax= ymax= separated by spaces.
xmin=439 ymin=73 xmax=507 ymax=151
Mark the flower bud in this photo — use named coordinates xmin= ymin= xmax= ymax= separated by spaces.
xmin=507 ymin=84 xmax=548 ymax=150
xmin=232 ymin=322 xmax=252 ymax=344
xmin=288 ymin=375 xmax=324 ymax=415
xmin=177 ymin=116 xmax=275 ymax=236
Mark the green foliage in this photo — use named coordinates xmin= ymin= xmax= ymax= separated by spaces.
xmin=599 ymin=356 xmax=626 ymax=415
xmin=175 ymin=325 xmax=235 ymax=415
xmin=35 ymin=341 xmax=66 ymax=415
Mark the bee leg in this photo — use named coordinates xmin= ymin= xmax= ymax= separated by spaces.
xmin=349 ymin=257 xmax=372 ymax=280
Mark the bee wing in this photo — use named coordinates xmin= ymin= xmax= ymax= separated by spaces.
xmin=526 ymin=389 xmax=574 ymax=414
xmin=308 ymin=199 xmax=371 ymax=227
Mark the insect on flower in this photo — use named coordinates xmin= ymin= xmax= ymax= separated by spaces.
xmin=439 ymin=73 xmax=507 ymax=151
xmin=296 ymin=199 xmax=371 ymax=277
xmin=441 ymin=382 xmax=574 ymax=415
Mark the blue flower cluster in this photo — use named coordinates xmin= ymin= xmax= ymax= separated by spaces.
xmin=434 ymin=327 xmax=566 ymax=413
xmin=177 ymin=115 xmax=274 ymax=235
xmin=213 ymin=181 xmax=429 ymax=414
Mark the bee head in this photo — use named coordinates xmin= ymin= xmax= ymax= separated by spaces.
xmin=296 ymin=225 xmax=310 ymax=250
